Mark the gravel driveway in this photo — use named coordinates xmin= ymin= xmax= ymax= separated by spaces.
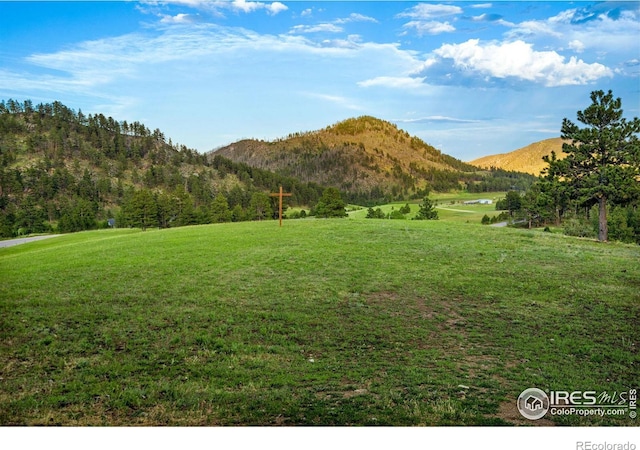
xmin=0 ymin=235 xmax=62 ymax=248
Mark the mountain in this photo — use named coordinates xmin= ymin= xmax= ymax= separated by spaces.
xmin=212 ymin=116 xmax=479 ymax=200
xmin=0 ymin=99 xmax=326 ymax=237
xmin=469 ymin=137 xmax=567 ymax=176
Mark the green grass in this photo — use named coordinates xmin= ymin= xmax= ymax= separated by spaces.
xmin=1 ymin=219 xmax=638 ymax=425
xmin=432 ymin=192 xmax=506 ymax=224
xmin=347 ymin=192 xmax=506 ymax=223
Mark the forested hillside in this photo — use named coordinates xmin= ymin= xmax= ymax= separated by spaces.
xmin=0 ymin=99 xmax=325 ymax=237
xmin=214 ymin=116 xmax=536 ymax=203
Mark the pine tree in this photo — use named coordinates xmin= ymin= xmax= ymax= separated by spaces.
xmin=413 ymin=196 xmax=438 ymax=220
xmin=314 ymin=188 xmax=347 ymax=218
xmin=249 ymin=192 xmax=273 ymax=221
xmin=210 ymin=193 xmax=232 ymax=223
xmin=548 ymin=90 xmax=640 ymax=242
xmin=125 ymin=189 xmax=158 ymax=231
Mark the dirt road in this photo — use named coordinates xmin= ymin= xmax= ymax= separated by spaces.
xmin=0 ymin=235 xmax=62 ymax=248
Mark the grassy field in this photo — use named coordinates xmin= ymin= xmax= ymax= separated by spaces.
xmin=347 ymin=192 xmax=505 ymax=223
xmin=1 ymin=217 xmax=638 ymax=425
xmin=433 ymin=192 xmax=506 ymax=223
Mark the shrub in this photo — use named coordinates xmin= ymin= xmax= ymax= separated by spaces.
xmin=388 ymin=210 xmax=406 ymax=220
xmin=366 ymin=207 xmax=386 ymax=219
xmin=563 ymin=218 xmax=596 ymax=238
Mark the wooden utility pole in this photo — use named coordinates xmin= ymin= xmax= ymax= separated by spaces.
xmin=269 ymin=186 xmax=292 ymax=227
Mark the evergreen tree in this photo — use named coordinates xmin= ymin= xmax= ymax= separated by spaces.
xmin=231 ymin=204 xmax=246 ymax=222
xmin=14 ymin=196 xmax=49 ymax=234
xmin=503 ymin=191 xmax=522 ymax=217
xmin=156 ymin=192 xmax=178 ymax=228
xmin=413 ymin=196 xmax=438 ymax=220
xmin=58 ymin=197 xmax=97 ymax=232
xmin=540 ymin=151 xmax=571 ymax=226
xmin=374 ymin=208 xmax=386 ymax=219
xmin=125 ymin=189 xmax=158 ymax=231
xmin=249 ymin=192 xmax=273 ymax=221
xmin=314 ymin=187 xmax=347 ymax=218
xmin=210 ymin=193 xmax=232 ymax=223
xmin=547 ymin=90 xmax=640 ymax=242
xmin=521 ymin=183 xmax=554 ymax=228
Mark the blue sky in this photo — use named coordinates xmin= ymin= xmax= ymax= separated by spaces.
xmin=1 ymin=1 xmax=638 ymax=160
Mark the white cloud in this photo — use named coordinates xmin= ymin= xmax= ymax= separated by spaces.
xmin=227 ymin=0 xmax=260 ymax=13
xmin=568 ymin=39 xmax=585 ymax=53
xmin=507 ymin=19 xmax=563 ymax=38
xmin=17 ymin=24 xmax=420 ymax=96
xmin=320 ymin=35 xmax=363 ymax=49
xmin=471 ymin=13 xmax=490 ymax=22
xmin=265 ymin=2 xmax=287 ymax=15
xmin=290 ymin=23 xmax=343 ymax=34
xmin=433 ymin=39 xmax=613 ymax=86
xmin=402 ymin=20 xmax=455 ymax=35
xmin=397 ymin=4 xmax=462 ymax=19
xmin=471 ymin=13 xmax=515 ymax=27
xmin=335 ymin=13 xmax=378 ymax=24
xmin=157 ymin=0 xmax=287 ymax=15
xmin=471 ymin=3 xmax=492 ymax=8
xmin=228 ymin=0 xmax=287 ymax=15
xmin=357 ymin=76 xmax=426 ymax=90
xmin=507 ymin=4 xmax=640 ymax=50
xmin=159 ymin=13 xmax=194 ymax=24
xmin=397 ymin=3 xmax=461 ymax=36
xmin=409 ymin=58 xmax=438 ymax=76
xmin=291 ymin=12 xmax=377 ymax=36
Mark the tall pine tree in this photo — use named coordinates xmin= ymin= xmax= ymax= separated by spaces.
xmin=549 ymin=90 xmax=640 ymax=242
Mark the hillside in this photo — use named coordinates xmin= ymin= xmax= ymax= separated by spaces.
xmin=469 ymin=137 xmax=567 ymax=176
xmin=0 ymin=99 xmax=326 ymax=237
xmin=213 ymin=116 xmax=482 ymax=200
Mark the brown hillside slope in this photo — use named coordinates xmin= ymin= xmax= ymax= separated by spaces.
xmin=470 ymin=137 xmax=567 ymax=176
xmin=212 ymin=116 xmax=476 ymax=195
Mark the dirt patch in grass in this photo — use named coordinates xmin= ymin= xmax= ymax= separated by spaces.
xmin=316 ymin=388 xmax=370 ymax=401
xmin=363 ymin=291 xmax=466 ymax=322
xmin=494 ymin=401 xmax=555 ymax=426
